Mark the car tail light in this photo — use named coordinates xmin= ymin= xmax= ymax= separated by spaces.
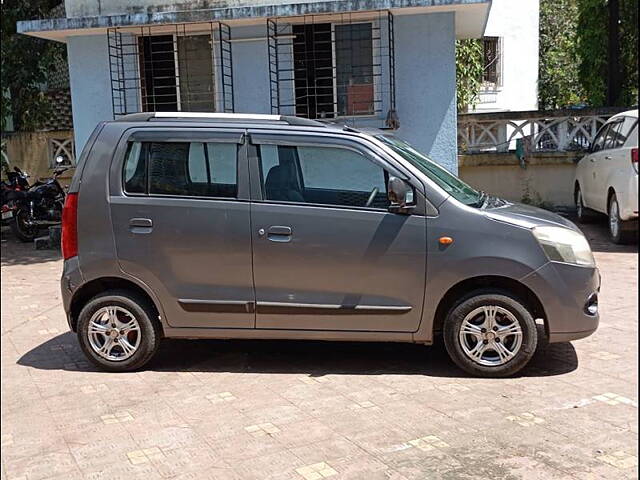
xmin=61 ymin=193 xmax=78 ymax=260
xmin=632 ymin=148 xmax=638 ymax=173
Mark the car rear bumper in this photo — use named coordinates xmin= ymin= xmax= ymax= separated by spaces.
xmin=520 ymin=262 xmax=600 ymax=343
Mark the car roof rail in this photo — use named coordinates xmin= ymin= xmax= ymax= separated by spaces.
xmin=114 ymin=112 xmax=327 ymax=127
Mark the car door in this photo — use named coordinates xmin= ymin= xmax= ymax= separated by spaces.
xmin=109 ymin=128 xmax=256 ymax=329
xmin=592 ymin=119 xmax=624 ymax=213
xmin=248 ymin=133 xmax=427 ymax=332
xmin=582 ymin=123 xmax=610 ymax=210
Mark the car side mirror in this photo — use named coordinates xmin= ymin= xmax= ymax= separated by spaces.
xmin=387 ymin=176 xmax=415 ymax=214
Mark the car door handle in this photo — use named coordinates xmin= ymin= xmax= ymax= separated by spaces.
xmin=266 ymin=225 xmax=292 ymax=242
xmin=604 ymin=155 xmax=612 ymax=160
xmin=129 ymin=218 xmax=153 ymax=234
xmin=589 ymin=158 xmax=596 ymax=162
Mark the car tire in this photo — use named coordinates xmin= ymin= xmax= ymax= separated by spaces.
xmin=608 ymin=193 xmax=637 ymax=245
xmin=443 ymin=291 xmax=538 ymax=377
xmin=77 ymin=289 xmax=162 ymax=372
xmin=575 ymin=185 xmax=593 ymax=224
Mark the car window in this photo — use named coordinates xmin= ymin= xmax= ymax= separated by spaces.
xmin=591 ymin=124 xmax=610 ymax=152
xmin=619 ymin=116 xmax=638 ymax=147
xmin=123 ymin=141 xmax=238 ymax=198
xmin=258 ymin=144 xmax=390 ymax=209
xmin=123 ymin=142 xmax=146 ymax=194
xmin=603 ymin=120 xmax=624 ymax=150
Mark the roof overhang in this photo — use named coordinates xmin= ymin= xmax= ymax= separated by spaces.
xmin=18 ymin=0 xmax=491 ymax=42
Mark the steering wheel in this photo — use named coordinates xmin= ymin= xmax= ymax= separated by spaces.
xmin=365 ymin=187 xmax=379 ymax=207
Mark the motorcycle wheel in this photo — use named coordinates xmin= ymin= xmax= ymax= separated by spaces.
xmin=10 ymin=208 xmax=38 ymax=242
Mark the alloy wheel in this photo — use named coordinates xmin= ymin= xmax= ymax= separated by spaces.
xmin=609 ymin=198 xmax=620 ymax=239
xmin=87 ymin=306 xmax=141 ymax=361
xmin=458 ymin=305 xmax=523 ymax=366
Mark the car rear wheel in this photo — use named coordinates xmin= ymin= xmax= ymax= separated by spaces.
xmin=608 ymin=193 xmax=637 ymax=244
xmin=77 ymin=290 xmax=161 ymax=372
xmin=443 ymin=292 xmax=537 ymax=377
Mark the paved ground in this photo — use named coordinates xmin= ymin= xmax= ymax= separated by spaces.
xmin=1 ymin=218 xmax=637 ymax=480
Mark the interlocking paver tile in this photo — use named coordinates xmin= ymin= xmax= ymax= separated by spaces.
xmin=506 ymin=412 xmax=546 ymax=427
xmin=206 ymin=391 xmax=236 ymax=403
xmin=593 ymin=393 xmax=638 ymax=407
xmin=296 ymin=462 xmax=338 ymax=480
xmin=126 ymin=446 xmax=165 ymax=465
xmin=244 ymin=422 xmax=280 ymax=437
xmin=597 ymin=451 xmax=638 ymax=469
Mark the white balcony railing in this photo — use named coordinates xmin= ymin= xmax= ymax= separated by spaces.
xmin=458 ymin=107 xmax=628 ymax=154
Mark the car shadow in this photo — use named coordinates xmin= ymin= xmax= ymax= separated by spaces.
xmin=17 ymin=329 xmax=578 ymax=378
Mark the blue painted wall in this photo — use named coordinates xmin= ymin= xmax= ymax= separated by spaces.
xmin=66 ymin=12 xmax=458 ymax=172
xmin=67 ymin=35 xmax=114 ymax=155
xmin=394 ymin=12 xmax=458 ymax=173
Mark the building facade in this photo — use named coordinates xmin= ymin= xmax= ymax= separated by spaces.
xmin=474 ymin=0 xmax=539 ymax=112
xmin=19 ymin=0 xmax=492 ymax=173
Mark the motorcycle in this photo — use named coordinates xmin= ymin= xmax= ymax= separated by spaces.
xmin=6 ymin=160 xmax=68 ymax=242
xmin=1 ymin=166 xmax=31 ymax=226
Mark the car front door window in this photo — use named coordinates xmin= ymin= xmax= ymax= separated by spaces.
xmin=258 ymin=144 xmax=390 ymax=209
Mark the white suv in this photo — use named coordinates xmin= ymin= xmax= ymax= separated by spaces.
xmin=575 ymin=109 xmax=638 ymax=243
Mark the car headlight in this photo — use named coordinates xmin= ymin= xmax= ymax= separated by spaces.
xmin=532 ymin=226 xmax=595 ymax=267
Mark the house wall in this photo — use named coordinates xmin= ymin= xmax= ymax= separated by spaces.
xmin=474 ymin=0 xmax=539 ymax=112
xmin=67 ymin=35 xmax=114 ymax=155
xmin=64 ymin=11 xmax=458 ymax=172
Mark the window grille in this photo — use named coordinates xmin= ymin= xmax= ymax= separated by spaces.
xmin=267 ymin=11 xmax=396 ymax=122
xmin=107 ymin=22 xmax=234 ymax=117
xmin=482 ymin=36 xmax=502 ymax=87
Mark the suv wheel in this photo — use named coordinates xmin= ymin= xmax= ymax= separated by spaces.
xmin=443 ymin=292 xmax=537 ymax=377
xmin=77 ymin=290 xmax=161 ymax=372
xmin=608 ymin=193 xmax=636 ymax=244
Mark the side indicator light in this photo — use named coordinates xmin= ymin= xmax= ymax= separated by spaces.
xmin=439 ymin=236 xmax=454 ymax=245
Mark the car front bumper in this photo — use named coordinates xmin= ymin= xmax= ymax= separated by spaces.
xmin=520 ymin=261 xmax=600 ymax=343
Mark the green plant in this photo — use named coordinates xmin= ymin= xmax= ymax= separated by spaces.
xmin=455 ymin=39 xmax=484 ymax=113
xmin=539 ymin=0 xmax=586 ymax=109
xmin=1 ymin=1 xmax=67 ymax=131
xmin=576 ymin=0 xmax=638 ymax=106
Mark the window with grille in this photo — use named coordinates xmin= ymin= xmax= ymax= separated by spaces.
xmin=482 ymin=36 xmax=502 ymax=88
xmin=268 ymin=12 xmax=396 ymax=121
xmin=108 ymin=23 xmax=234 ymax=116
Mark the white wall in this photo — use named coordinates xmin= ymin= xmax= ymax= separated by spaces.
xmin=474 ymin=0 xmax=539 ymax=112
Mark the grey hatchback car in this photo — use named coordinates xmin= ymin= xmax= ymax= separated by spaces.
xmin=60 ymin=112 xmax=600 ymax=377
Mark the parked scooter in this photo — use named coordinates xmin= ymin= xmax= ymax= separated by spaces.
xmin=5 ymin=157 xmax=68 ymax=242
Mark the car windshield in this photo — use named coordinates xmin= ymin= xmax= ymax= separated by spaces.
xmin=375 ymin=135 xmax=483 ymax=206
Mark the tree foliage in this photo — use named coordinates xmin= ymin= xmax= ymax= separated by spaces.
xmin=539 ymin=0 xmax=586 ymax=109
xmin=540 ymin=0 xmax=638 ymax=108
xmin=1 ymin=0 xmax=66 ymax=132
xmin=455 ymin=39 xmax=484 ymax=113
xmin=576 ymin=0 xmax=610 ymax=106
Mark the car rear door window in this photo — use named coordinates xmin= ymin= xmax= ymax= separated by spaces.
xmin=123 ymin=141 xmax=238 ymax=198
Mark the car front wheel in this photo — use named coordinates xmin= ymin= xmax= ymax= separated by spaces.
xmin=443 ymin=292 xmax=537 ymax=377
